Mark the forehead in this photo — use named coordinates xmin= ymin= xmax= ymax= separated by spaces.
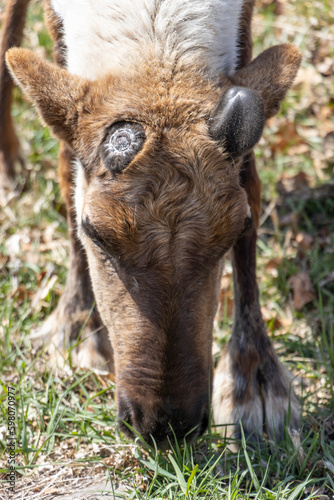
xmin=74 ymin=63 xmax=231 ymax=184
xmin=82 ymin=63 xmax=226 ymax=133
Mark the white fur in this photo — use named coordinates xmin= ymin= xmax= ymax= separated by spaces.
xmin=51 ymin=0 xmax=243 ymax=80
xmin=74 ymin=160 xmax=87 ymax=235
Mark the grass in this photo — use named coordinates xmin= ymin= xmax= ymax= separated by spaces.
xmin=0 ymin=0 xmax=334 ymax=498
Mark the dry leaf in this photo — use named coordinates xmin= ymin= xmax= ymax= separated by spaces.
xmin=289 ymin=272 xmax=316 ymax=310
xmin=0 ymin=253 xmax=9 ymax=269
xmin=261 ymin=306 xmax=282 ymax=330
xmin=271 ymin=122 xmax=305 ymax=154
xmin=323 ymin=131 xmax=334 ymax=159
xmin=266 ymin=258 xmax=282 ymax=269
xmin=288 ymin=143 xmax=310 ymax=156
xmin=216 ymin=274 xmax=234 ymax=319
xmin=294 ymin=65 xmax=322 ymax=88
xmin=316 ymin=57 xmax=334 ymax=77
xmin=10 ymin=284 xmax=34 ymax=301
xmin=287 ymin=428 xmax=305 ymax=467
xmin=279 ymin=212 xmax=300 ymax=230
xmin=220 ymin=274 xmax=232 ymax=291
xmin=277 ymin=171 xmax=310 ymax=195
xmin=218 ymin=290 xmax=234 ymax=318
xmin=296 ymin=232 xmax=315 ymax=251
xmin=31 ymin=274 xmax=58 ymax=310
xmin=5 ymin=232 xmax=30 ymax=257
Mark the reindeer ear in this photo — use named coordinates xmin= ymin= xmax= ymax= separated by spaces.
xmin=6 ymin=48 xmax=88 ymax=145
xmin=231 ymin=44 xmax=302 ymax=120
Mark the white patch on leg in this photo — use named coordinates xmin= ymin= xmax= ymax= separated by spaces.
xmin=51 ymin=0 xmax=244 ymax=80
xmin=212 ymin=347 xmax=235 ymax=435
xmin=263 ymin=362 xmax=300 ymax=441
xmin=212 ymin=346 xmax=264 ymax=444
xmin=213 ymin=347 xmax=300 ymax=446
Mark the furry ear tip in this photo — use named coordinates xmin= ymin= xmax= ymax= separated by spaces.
xmin=5 ymin=47 xmax=33 ymax=71
xmin=5 ymin=47 xmax=20 ymax=66
xmin=279 ymin=43 xmax=302 ymax=66
xmin=6 ymin=46 xmax=28 ymax=59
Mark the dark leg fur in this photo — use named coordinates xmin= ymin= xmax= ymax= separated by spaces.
xmin=213 ymin=152 xmax=299 ymax=445
xmin=0 ymin=0 xmax=30 ymax=205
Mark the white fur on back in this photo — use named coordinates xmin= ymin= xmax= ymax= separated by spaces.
xmin=51 ymin=0 xmax=243 ymax=80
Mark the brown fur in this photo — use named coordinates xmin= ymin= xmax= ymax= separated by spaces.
xmin=2 ymin=1 xmax=302 ymax=447
xmin=232 ymin=44 xmax=302 ymax=119
xmin=236 ymin=0 xmax=255 ymax=69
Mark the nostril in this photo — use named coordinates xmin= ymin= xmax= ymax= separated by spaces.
xmin=117 ymin=390 xmax=209 ymax=446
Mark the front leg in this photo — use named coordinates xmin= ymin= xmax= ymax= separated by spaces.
xmin=212 ymin=152 xmax=299 ymax=444
xmin=0 ymin=0 xmax=30 ymax=205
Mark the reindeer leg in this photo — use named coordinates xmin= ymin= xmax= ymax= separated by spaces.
xmin=213 ymin=151 xmax=299 ymax=445
xmin=0 ymin=0 xmax=30 ymax=206
xmin=33 ymin=142 xmax=114 ymax=373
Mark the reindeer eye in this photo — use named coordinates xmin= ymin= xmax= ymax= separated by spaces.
xmin=103 ymin=121 xmax=145 ymax=173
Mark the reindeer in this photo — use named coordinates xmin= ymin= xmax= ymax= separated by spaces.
xmin=1 ymin=0 xmax=301 ymax=447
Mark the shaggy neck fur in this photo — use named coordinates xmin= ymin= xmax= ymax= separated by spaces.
xmin=51 ymin=0 xmax=244 ymax=80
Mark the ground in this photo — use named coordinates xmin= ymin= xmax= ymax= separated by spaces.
xmin=0 ymin=0 xmax=333 ymax=498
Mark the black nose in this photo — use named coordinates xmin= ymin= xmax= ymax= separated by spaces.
xmin=117 ymin=393 xmax=209 ymax=448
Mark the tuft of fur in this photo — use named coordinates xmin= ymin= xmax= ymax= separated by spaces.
xmin=51 ymin=0 xmax=244 ymax=79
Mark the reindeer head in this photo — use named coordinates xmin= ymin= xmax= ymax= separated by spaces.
xmin=6 ymin=44 xmax=301 ymax=446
